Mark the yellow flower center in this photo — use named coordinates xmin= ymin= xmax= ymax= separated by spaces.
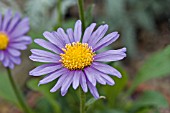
xmin=0 ymin=32 xmax=9 ymax=50
xmin=60 ymin=42 xmax=95 ymax=70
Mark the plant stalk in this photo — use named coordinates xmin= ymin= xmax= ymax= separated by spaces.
xmin=6 ymin=68 xmax=33 ymax=113
xmin=79 ymin=88 xmax=86 ymax=113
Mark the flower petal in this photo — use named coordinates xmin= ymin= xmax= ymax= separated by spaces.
xmin=87 ymin=81 xmax=99 ymax=99
xmin=10 ymin=17 xmax=30 ymax=38
xmin=92 ymin=62 xmax=122 ymax=78
xmin=2 ymin=53 xmax=10 ymax=67
xmin=88 ymin=24 xmax=108 ymax=47
xmin=61 ymin=71 xmax=74 ymax=96
xmin=66 ymin=28 xmax=75 ymax=43
xmin=9 ymin=55 xmax=21 ymax=65
xmin=0 ymin=13 xmax=2 ymax=29
xmin=84 ymin=67 xmax=96 ymax=86
xmin=80 ymin=71 xmax=88 ymax=92
xmin=7 ymin=12 xmax=20 ymax=33
xmin=0 ymin=51 xmax=5 ymax=61
xmin=94 ymin=47 xmax=126 ymax=62
xmin=11 ymin=36 xmax=32 ymax=44
xmin=9 ymin=43 xmax=27 ymax=50
xmin=74 ymin=20 xmax=82 ymax=42
xmin=2 ymin=10 xmax=12 ymax=31
xmin=7 ymin=48 xmax=21 ymax=57
xmin=31 ymin=49 xmax=60 ymax=59
xmin=57 ymin=28 xmax=70 ymax=44
xmin=50 ymin=73 xmax=68 ymax=92
xmin=43 ymin=31 xmax=65 ymax=48
xmin=29 ymin=55 xmax=60 ymax=63
xmin=82 ymin=23 xmax=96 ymax=43
xmin=93 ymin=32 xmax=119 ymax=51
xmin=38 ymin=68 xmax=68 ymax=85
xmin=101 ymin=74 xmax=115 ymax=85
xmin=34 ymin=39 xmax=62 ymax=54
xmin=29 ymin=64 xmax=62 ymax=76
xmin=72 ymin=70 xmax=81 ymax=89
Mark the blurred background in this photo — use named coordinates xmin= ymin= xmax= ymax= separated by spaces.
xmin=0 ymin=0 xmax=170 ymax=113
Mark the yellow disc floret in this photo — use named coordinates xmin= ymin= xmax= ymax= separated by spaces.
xmin=60 ymin=42 xmax=95 ymax=70
xmin=0 ymin=32 xmax=9 ymax=50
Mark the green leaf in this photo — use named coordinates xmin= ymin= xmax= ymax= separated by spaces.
xmin=0 ymin=71 xmax=18 ymax=105
xmin=129 ymin=46 xmax=170 ymax=93
xmin=27 ymin=78 xmax=61 ymax=113
xmin=85 ymin=96 xmax=106 ymax=110
xmin=130 ymin=91 xmax=169 ymax=113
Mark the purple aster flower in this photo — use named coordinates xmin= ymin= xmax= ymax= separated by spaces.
xmin=0 ymin=10 xmax=32 ymax=69
xmin=29 ymin=20 xmax=126 ymax=99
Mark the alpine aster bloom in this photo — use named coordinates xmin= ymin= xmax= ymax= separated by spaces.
xmin=29 ymin=20 xmax=126 ymax=99
xmin=0 ymin=10 xmax=31 ymax=69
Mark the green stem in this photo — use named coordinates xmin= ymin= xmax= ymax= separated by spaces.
xmin=79 ymin=88 xmax=86 ymax=113
xmin=57 ymin=0 xmax=62 ymax=27
xmin=77 ymin=0 xmax=86 ymax=32
xmin=6 ymin=68 xmax=33 ymax=113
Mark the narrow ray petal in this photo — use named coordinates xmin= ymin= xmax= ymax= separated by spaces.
xmin=80 ymin=71 xmax=88 ymax=92
xmin=87 ymin=81 xmax=99 ymax=99
xmin=74 ymin=20 xmax=82 ymax=42
xmin=34 ymin=39 xmax=62 ymax=54
xmin=50 ymin=73 xmax=68 ymax=92
xmin=82 ymin=23 xmax=96 ymax=43
xmin=30 ymin=64 xmax=62 ymax=76
xmin=94 ymin=47 xmax=126 ymax=62
xmin=93 ymin=32 xmax=119 ymax=51
xmin=84 ymin=67 xmax=96 ymax=86
xmin=72 ymin=70 xmax=81 ymax=89
xmin=39 ymin=68 xmax=68 ymax=85
xmin=92 ymin=62 xmax=122 ymax=78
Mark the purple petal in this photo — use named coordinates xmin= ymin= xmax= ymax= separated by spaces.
xmin=43 ymin=31 xmax=65 ymax=48
xmin=93 ymin=32 xmax=119 ymax=51
xmin=30 ymin=64 xmax=62 ymax=76
xmin=7 ymin=48 xmax=21 ymax=57
xmin=39 ymin=68 xmax=68 ymax=85
xmin=85 ymin=66 xmax=107 ymax=85
xmin=10 ymin=17 xmax=30 ymax=38
xmin=94 ymin=47 xmax=126 ymax=62
xmin=7 ymin=12 xmax=21 ymax=33
xmin=31 ymin=49 xmax=60 ymax=59
xmin=74 ymin=20 xmax=82 ymax=42
xmin=82 ymin=23 xmax=96 ymax=43
xmin=72 ymin=70 xmax=81 ymax=89
xmin=80 ymin=71 xmax=88 ymax=92
xmin=92 ymin=62 xmax=122 ymax=78
xmin=11 ymin=36 xmax=32 ymax=44
xmin=50 ymin=73 xmax=68 ymax=92
xmin=9 ymin=56 xmax=21 ymax=65
xmin=0 ymin=13 xmax=2 ymax=29
xmin=2 ymin=54 xmax=10 ymax=67
xmin=2 ymin=10 xmax=12 ymax=31
xmin=88 ymin=24 xmax=108 ymax=47
xmin=87 ymin=25 xmax=103 ymax=44
xmin=34 ymin=39 xmax=62 ymax=54
xmin=100 ymin=73 xmax=115 ymax=85
xmin=29 ymin=55 xmax=60 ymax=63
xmin=9 ymin=62 xmax=14 ymax=69
xmin=84 ymin=67 xmax=96 ymax=86
xmin=57 ymin=28 xmax=70 ymax=44
xmin=9 ymin=43 xmax=27 ymax=50
xmin=0 ymin=51 xmax=4 ymax=61
xmin=87 ymin=81 xmax=99 ymax=99
xmin=66 ymin=28 xmax=75 ymax=43
xmin=61 ymin=71 xmax=74 ymax=96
